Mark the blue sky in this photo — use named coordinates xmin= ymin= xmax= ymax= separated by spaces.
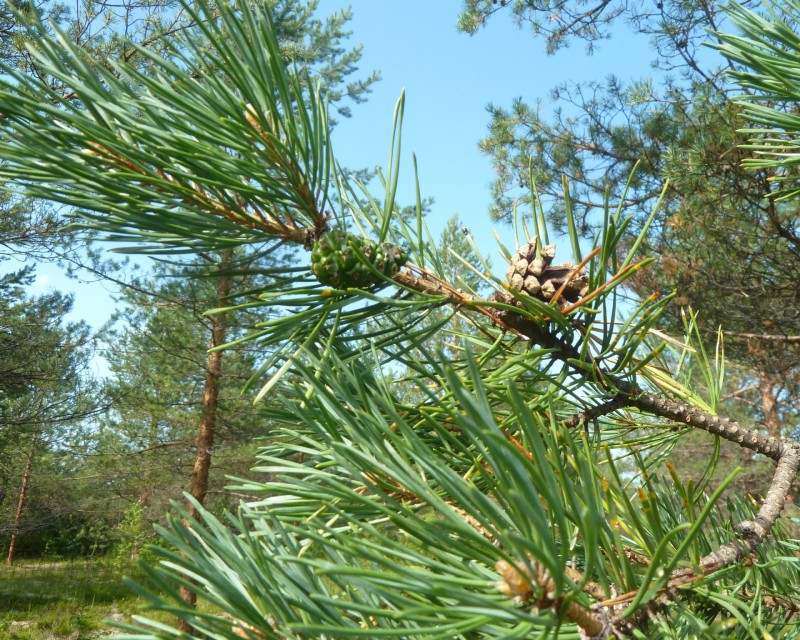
xmin=29 ymin=2 xmax=659 ymax=345
xmin=329 ymin=1 xmax=653 ymax=249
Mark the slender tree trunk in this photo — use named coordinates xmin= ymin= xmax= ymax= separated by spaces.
xmin=178 ymin=249 xmax=233 ymax=629
xmin=6 ymin=431 xmax=39 ymax=566
xmin=132 ymin=415 xmax=160 ymax=561
xmin=185 ymin=304 xmax=228 ymax=518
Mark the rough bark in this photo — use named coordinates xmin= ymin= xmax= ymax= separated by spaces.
xmin=758 ymin=372 xmax=781 ymax=439
xmin=6 ymin=430 xmax=39 ymax=566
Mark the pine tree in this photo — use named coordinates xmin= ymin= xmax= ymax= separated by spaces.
xmin=457 ymin=0 xmax=800 ymax=442
xmin=94 ymin=257 xmax=279 ymax=539
xmin=0 ymin=289 xmax=104 ymax=563
xmin=0 ymin=0 xmax=799 ymax=637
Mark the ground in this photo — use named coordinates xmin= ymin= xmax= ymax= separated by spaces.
xmin=0 ymin=558 xmax=146 ymax=639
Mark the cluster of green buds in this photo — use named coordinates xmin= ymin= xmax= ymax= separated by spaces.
xmin=311 ymin=230 xmax=408 ymax=289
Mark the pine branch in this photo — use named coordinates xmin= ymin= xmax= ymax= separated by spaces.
xmin=390 ymin=258 xmax=799 ymax=636
xmin=2 ymin=0 xmax=799 ymax=635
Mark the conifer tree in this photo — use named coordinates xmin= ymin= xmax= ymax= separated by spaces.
xmin=0 ymin=289 xmax=104 ymax=563
xmin=456 ymin=0 xmax=800 ymax=442
xmin=0 ymin=0 xmax=799 ymax=638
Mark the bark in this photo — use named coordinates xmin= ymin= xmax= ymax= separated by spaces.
xmin=758 ymin=372 xmax=781 ymax=439
xmin=6 ymin=430 xmax=39 ymax=566
xmin=178 ymin=249 xmax=233 ymax=630
xmin=184 ymin=314 xmax=226 ymax=519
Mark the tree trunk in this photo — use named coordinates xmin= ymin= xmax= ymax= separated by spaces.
xmin=178 ymin=249 xmax=233 ymax=629
xmin=132 ymin=415 xmax=160 ymax=561
xmin=6 ymin=431 xmax=39 ymax=566
xmin=184 ymin=304 xmax=228 ymax=518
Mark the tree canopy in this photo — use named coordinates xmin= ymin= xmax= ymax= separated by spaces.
xmin=458 ymin=0 xmax=800 ymax=441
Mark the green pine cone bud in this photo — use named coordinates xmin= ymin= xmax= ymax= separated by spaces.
xmin=310 ymin=231 xmax=408 ymax=288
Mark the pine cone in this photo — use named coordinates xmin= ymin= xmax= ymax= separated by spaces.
xmin=505 ymin=240 xmax=588 ymax=308
xmin=311 ymin=230 xmax=407 ymax=289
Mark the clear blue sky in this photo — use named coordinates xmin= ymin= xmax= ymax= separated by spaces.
xmin=329 ymin=1 xmax=653 ymax=250
xmin=30 ymin=2 xmax=658 ymax=344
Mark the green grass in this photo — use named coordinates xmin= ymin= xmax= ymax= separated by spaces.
xmin=0 ymin=558 xmax=151 ymax=639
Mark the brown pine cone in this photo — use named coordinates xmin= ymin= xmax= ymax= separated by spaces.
xmin=505 ymin=239 xmax=588 ymax=308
